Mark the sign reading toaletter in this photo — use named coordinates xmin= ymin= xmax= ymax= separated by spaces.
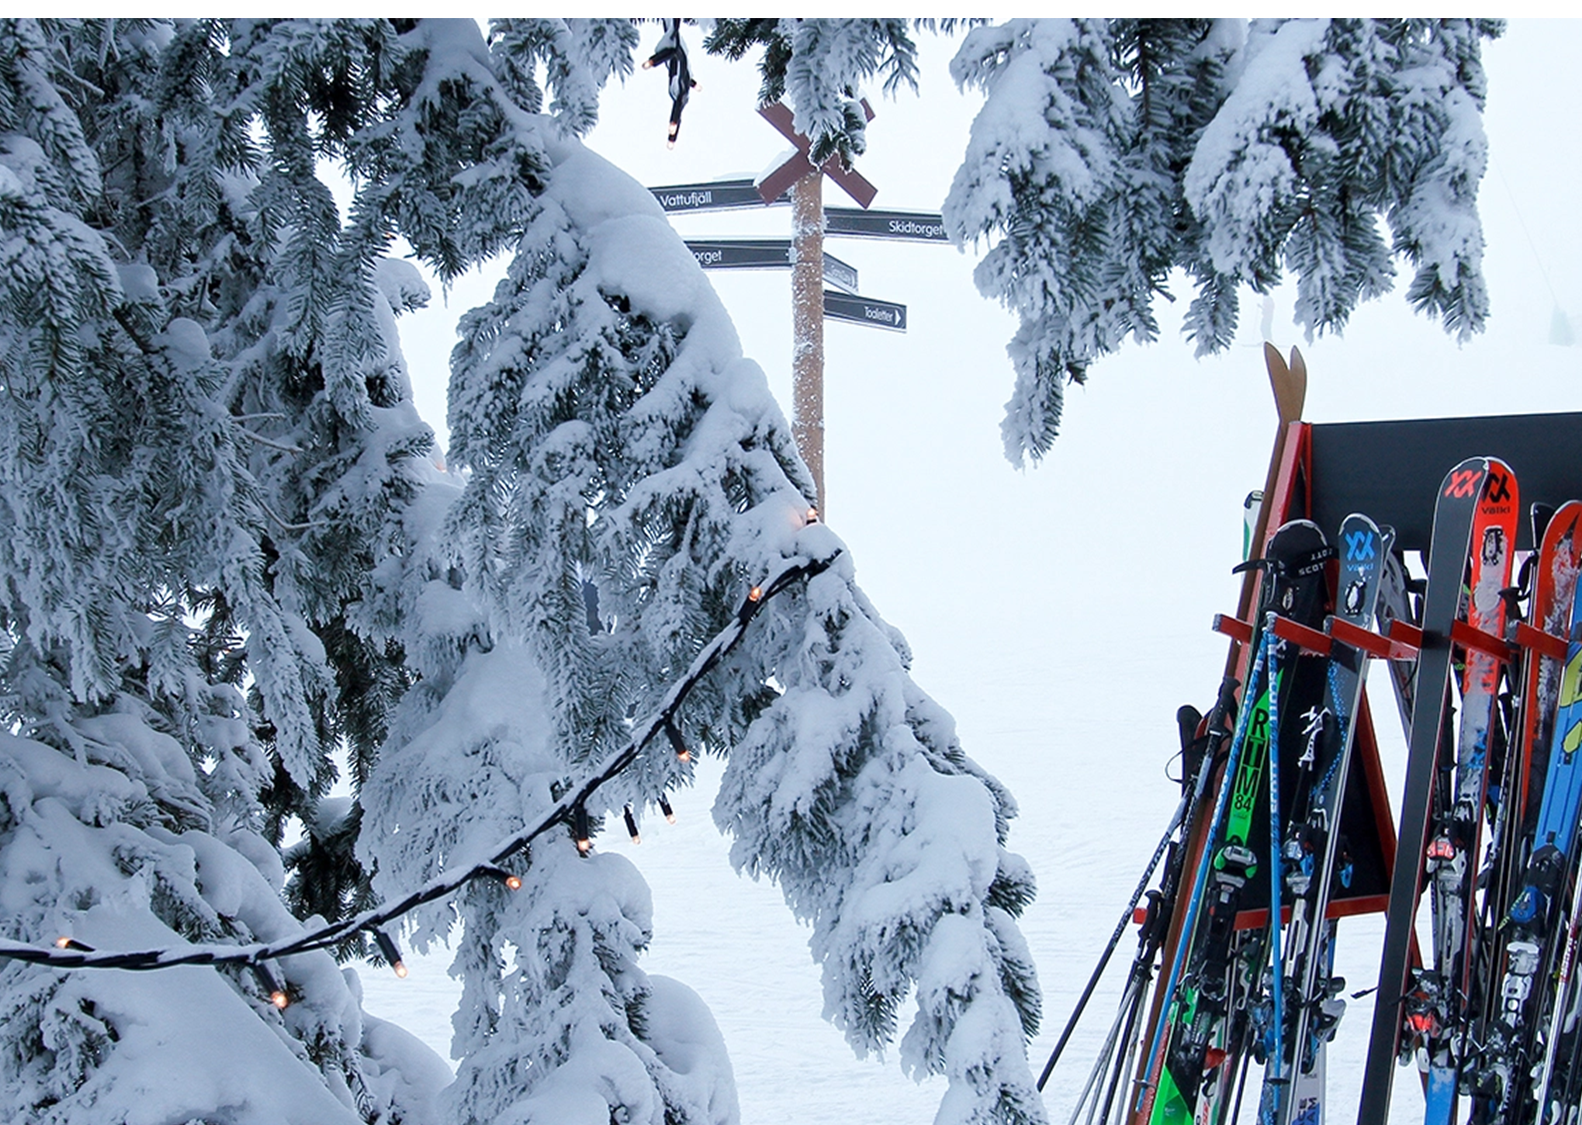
xmin=823 ymin=291 xmax=906 ymax=332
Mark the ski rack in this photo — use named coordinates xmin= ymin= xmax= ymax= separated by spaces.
xmin=1125 ymin=347 xmax=1582 ymax=1124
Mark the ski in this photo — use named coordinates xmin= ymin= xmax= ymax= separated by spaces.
xmin=1357 ymin=456 xmax=1501 ymax=1124
xmin=1144 ymin=521 xmax=1334 ymax=1125
xmin=1538 ymin=859 xmax=1582 ymax=1122
xmin=1526 ymin=509 xmax=1582 ymax=1122
xmin=1420 ymin=458 xmax=1518 ymax=1125
xmin=1468 ymin=501 xmax=1582 ymax=1123
xmin=1257 ymin=514 xmax=1395 ymax=1125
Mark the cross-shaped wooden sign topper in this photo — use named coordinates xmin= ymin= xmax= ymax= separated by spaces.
xmin=755 ymin=100 xmax=878 ymax=208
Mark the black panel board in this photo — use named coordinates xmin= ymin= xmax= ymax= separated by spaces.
xmin=1309 ymin=412 xmax=1582 ymax=552
xmin=1233 ymin=650 xmax=1391 ymax=916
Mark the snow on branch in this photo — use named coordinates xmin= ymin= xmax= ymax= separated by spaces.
xmin=0 ymin=551 xmax=836 ymax=977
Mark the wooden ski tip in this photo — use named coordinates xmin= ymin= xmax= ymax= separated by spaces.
xmin=1263 ymin=340 xmax=1287 ymax=381
xmin=1263 ymin=341 xmax=1306 ymax=426
xmin=1288 ymin=345 xmax=1308 ymax=413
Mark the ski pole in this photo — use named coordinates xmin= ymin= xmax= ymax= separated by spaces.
xmin=1038 ymin=679 xmax=1238 ymax=1091
xmin=1038 ymin=785 xmax=1191 ymax=1090
xmin=1098 ymin=972 xmax=1151 ymax=1125
xmin=1266 ymin=637 xmax=1287 ymax=1103
xmin=1066 ymin=974 xmax=1138 ymax=1125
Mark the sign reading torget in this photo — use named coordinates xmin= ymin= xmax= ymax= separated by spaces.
xmin=684 ymin=241 xmax=859 ymax=294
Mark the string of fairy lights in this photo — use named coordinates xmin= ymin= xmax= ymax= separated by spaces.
xmin=0 ymin=546 xmax=837 ymax=1011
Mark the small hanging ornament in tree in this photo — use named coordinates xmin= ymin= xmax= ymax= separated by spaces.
xmin=643 ymin=18 xmax=697 ymax=146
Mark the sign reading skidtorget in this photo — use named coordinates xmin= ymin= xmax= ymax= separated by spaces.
xmin=825 ymin=207 xmax=948 ymax=242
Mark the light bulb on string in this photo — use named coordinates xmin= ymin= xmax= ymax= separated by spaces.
xmin=372 ymin=929 xmax=407 ymax=978
xmin=806 ymin=506 xmax=819 ymax=524
xmin=54 ymin=936 xmax=93 ymax=952
xmin=623 ymin=804 xmax=641 ymax=844
xmin=478 ymin=866 xmax=523 ymax=891
xmin=572 ymin=803 xmax=593 ymax=855
xmin=665 ymin=720 xmax=692 ymax=763
xmin=659 ymin=795 xmax=676 ymax=825
xmin=251 ymin=962 xmax=290 ymax=1009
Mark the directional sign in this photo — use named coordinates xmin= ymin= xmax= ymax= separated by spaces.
xmin=817 ymin=254 xmax=859 ymax=295
xmin=824 ymin=290 xmax=905 ymax=332
xmin=684 ymin=241 xmax=859 ymax=294
xmin=684 ymin=240 xmax=789 ymax=270
xmin=825 ymin=208 xmax=948 ymax=242
xmin=650 ymin=179 xmax=789 ymax=213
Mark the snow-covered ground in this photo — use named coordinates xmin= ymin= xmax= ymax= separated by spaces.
xmin=363 ymin=19 xmax=1582 ymax=1125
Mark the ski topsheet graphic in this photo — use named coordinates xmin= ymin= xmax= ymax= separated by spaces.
xmin=1416 ymin=460 xmax=1519 ymax=1125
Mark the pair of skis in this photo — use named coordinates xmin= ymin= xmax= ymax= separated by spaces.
xmin=1254 ymin=514 xmax=1397 ymax=1125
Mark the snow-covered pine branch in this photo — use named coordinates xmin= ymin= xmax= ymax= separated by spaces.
xmin=349 ymin=20 xmax=1046 ymax=1121
xmin=705 ymin=19 xmax=922 ymax=165
xmin=945 ymin=18 xmax=1502 ymax=464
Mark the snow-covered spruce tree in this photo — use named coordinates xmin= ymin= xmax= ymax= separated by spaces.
xmin=943 ymin=18 xmax=1502 ymax=462
xmin=0 ymin=18 xmax=446 ymax=1122
xmin=346 ymin=18 xmax=1044 ymax=1125
xmin=3 ymin=16 xmax=1047 ymax=1124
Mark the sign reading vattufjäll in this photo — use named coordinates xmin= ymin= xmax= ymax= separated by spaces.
xmin=824 ymin=290 xmax=906 ymax=332
xmin=650 ymin=179 xmax=788 ymax=213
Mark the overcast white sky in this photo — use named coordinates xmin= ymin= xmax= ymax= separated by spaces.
xmin=366 ymin=21 xmax=1582 ymax=1124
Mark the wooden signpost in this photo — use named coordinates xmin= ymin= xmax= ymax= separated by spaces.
xmin=647 ymin=101 xmax=948 ymax=513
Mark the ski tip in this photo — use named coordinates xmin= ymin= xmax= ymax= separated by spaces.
xmin=1263 ymin=341 xmax=1288 ymax=384
xmin=1263 ymin=342 xmax=1306 ymax=426
xmin=1286 ymin=346 xmax=1308 ymax=421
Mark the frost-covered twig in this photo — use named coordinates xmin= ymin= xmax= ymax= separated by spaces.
xmin=256 ymin=499 xmax=324 ymax=534
xmin=234 ymin=426 xmax=304 ymax=454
